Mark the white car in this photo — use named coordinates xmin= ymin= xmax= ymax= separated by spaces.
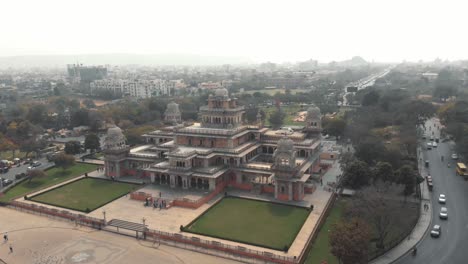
xmin=452 ymin=154 xmax=458 ymax=160
xmin=430 ymin=224 xmax=441 ymax=238
xmin=439 ymin=207 xmax=448 ymax=219
xmin=432 ymin=142 xmax=438 ymax=148
xmin=438 ymin=194 xmax=446 ymax=204
xmin=426 ymin=142 xmax=432 ymax=149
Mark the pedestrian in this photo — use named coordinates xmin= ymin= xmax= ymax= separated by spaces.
xmin=4 ymin=233 xmax=8 ymax=242
xmin=159 ymin=192 xmax=161 ymax=198
xmin=9 ymin=245 xmax=13 ymax=253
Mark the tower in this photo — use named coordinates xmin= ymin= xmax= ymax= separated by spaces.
xmin=199 ymin=88 xmax=245 ymax=129
xmin=304 ymin=105 xmax=322 ymax=134
xmin=164 ymin=101 xmax=182 ymax=124
xmin=103 ymin=126 xmax=130 ymax=178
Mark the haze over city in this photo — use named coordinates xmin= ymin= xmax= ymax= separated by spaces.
xmin=1 ymin=1 xmax=468 ymax=264
xmin=1 ymin=0 xmax=468 ymax=64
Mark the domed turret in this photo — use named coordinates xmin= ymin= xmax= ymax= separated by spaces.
xmin=214 ymin=88 xmax=229 ymax=97
xmin=277 ymin=137 xmax=295 ymax=152
xmin=104 ymin=126 xmax=127 ymax=150
xmin=305 ymin=105 xmax=322 ymax=133
xmin=273 ymin=136 xmax=297 ymax=172
xmin=164 ymin=101 xmax=182 ymax=124
xmin=307 ymin=105 xmax=321 ymax=119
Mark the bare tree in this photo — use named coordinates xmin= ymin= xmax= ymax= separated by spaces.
xmin=346 ymin=182 xmax=405 ymax=249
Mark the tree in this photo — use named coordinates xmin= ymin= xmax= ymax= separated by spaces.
xmin=373 ymin=162 xmax=395 ymax=183
xmin=362 ymin=90 xmax=380 ymax=106
xmin=268 ymin=109 xmax=285 ymax=129
xmin=342 ymin=160 xmax=372 ymax=189
xmin=84 ymin=134 xmax=100 ymax=153
xmin=330 ymin=218 xmax=371 ymax=264
xmin=53 ymin=153 xmax=75 ymax=171
xmin=354 ymin=137 xmax=385 ymax=165
xmin=397 ymin=165 xmax=418 ymax=196
xmin=323 ymin=117 xmax=346 ymax=139
xmin=28 ymin=169 xmax=46 ymax=183
xmin=64 ymin=141 xmax=82 ymax=155
xmin=82 ymin=99 xmax=96 ymax=109
xmin=347 ymin=183 xmax=405 ymax=250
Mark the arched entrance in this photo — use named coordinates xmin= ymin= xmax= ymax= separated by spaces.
xmin=177 ymin=175 xmax=183 ymax=187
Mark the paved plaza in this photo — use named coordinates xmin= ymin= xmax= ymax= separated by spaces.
xmin=6 ymin=158 xmax=342 ymax=261
xmin=0 ymin=207 xmax=240 ymax=264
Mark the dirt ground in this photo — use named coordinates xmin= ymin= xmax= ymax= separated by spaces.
xmin=0 ymin=207 xmax=240 ymax=264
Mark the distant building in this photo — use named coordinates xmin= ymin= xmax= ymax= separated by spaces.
xmin=90 ymin=79 xmax=174 ymax=98
xmin=421 ymin=72 xmax=438 ymax=81
xmin=67 ymin=64 xmax=108 ymax=84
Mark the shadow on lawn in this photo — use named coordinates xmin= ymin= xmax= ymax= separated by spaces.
xmin=267 ymin=203 xmax=295 ymax=217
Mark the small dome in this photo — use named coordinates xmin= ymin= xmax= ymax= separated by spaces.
xmin=165 ymin=101 xmax=180 ymax=114
xmin=107 ymin=126 xmax=124 ymax=140
xmin=104 ymin=126 xmax=127 ymax=150
xmin=214 ymin=88 xmax=229 ymax=97
xmin=277 ymin=137 xmax=294 ymax=152
xmin=307 ymin=105 xmax=321 ymax=118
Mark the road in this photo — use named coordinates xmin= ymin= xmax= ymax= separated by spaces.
xmin=342 ymin=67 xmax=393 ymax=106
xmin=396 ymin=118 xmax=468 ymax=264
xmin=0 ymin=157 xmax=54 ymax=188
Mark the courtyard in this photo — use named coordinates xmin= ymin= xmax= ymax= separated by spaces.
xmin=0 ymin=163 xmax=98 ymax=202
xmin=185 ymin=196 xmax=310 ymax=250
xmin=30 ymin=177 xmax=139 ymax=212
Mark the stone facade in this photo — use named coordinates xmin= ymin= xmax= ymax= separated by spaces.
xmin=104 ymin=89 xmax=323 ymax=201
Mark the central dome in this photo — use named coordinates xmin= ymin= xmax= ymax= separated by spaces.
xmin=214 ymin=88 xmax=229 ymax=97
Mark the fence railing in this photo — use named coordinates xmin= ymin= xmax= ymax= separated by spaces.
xmin=144 ymin=228 xmax=297 ymax=264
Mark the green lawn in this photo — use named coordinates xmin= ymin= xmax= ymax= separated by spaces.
xmin=30 ymin=177 xmax=138 ymax=212
xmin=186 ymin=197 xmax=310 ymax=250
xmin=262 ymin=105 xmax=307 ymax=126
xmin=304 ymin=201 xmax=344 ymax=264
xmin=0 ymin=163 xmax=98 ymax=202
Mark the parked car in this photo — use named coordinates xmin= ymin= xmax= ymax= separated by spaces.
xmin=2 ymin=178 xmax=12 ymax=186
xmin=439 ymin=207 xmax=448 ymax=219
xmin=15 ymin=173 xmax=26 ymax=180
xmin=426 ymin=142 xmax=432 ymax=150
xmin=430 ymin=224 xmax=441 ymax=238
xmin=32 ymin=161 xmax=41 ymax=168
xmin=432 ymin=142 xmax=438 ymax=148
xmin=438 ymin=194 xmax=446 ymax=204
xmin=452 ymin=154 xmax=458 ymax=160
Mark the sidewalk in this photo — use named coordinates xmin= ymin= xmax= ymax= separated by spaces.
xmin=370 ymin=146 xmax=432 ymax=264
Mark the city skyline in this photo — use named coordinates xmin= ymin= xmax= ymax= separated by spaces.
xmin=1 ymin=0 xmax=467 ymax=64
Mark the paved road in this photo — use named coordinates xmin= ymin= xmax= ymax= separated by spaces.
xmin=342 ymin=67 xmax=393 ymax=106
xmin=396 ymin=118 xmax=468 ymax=264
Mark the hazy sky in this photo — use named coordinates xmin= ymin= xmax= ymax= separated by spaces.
xmin=1 ymin=0 xmax=467 ymax=63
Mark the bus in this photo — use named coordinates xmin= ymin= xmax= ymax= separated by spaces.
xmin=456 ymin=163 xmax=468 ymax=178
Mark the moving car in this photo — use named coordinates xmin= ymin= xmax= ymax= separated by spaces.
xmin=451 ymin=153 xmax=458 ymax=160
xmin=438 ymin=194 xmax=446 ymax=204
xmin=430 ymin=224 xmax=441 ymax=238
xmin=432 ymin=142 xmax=438 ymax=148
xmin=439 ymin=207 xmax=448 ymax=219
xmin=32 ymin=161 xmax=41 ymax=167
xmin=426 ymin=142 xmax=432 ymax=150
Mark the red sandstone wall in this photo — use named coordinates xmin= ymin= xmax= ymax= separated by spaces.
xmin=262 ymin=185 xmax=275 ymax=193
xmin=277 ymin=193 xmax=289 ymax=201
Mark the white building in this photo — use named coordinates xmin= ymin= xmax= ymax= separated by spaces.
xmin=90 ymin=79 xmax=178 ymax=98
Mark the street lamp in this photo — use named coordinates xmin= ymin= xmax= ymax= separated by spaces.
xmin=102 ymin=210 xmax=106 ymax=224
xmin=142 ymin=217 xmax=146 ymax=227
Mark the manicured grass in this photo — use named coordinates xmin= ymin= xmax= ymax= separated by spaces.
xmin=186 ymin=197 xmax=310 ymax=250
xmin=304 ymin=201 xmax=344 ymax=264
xmin=262 ymin=105 xmax=308 ymax=126
xmin=0 ymin=163 xmax=97 ymax=202
xmin=30 ymin=177 xmax=138 ymax=212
